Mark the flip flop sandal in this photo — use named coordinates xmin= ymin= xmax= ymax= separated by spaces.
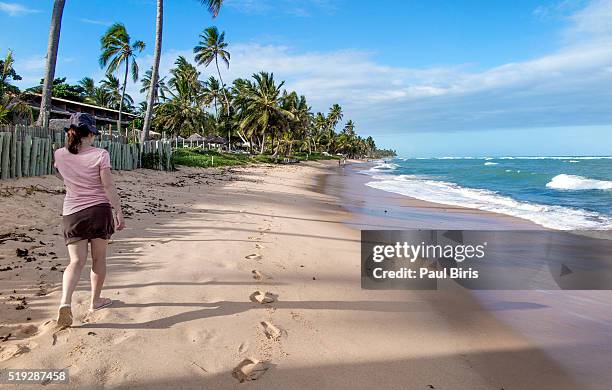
xmin=57 ymin=304 xmax=73 ymax=327
xmin=89 ymin=298 xmax=113 ymax=313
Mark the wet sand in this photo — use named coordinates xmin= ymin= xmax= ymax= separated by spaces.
xmin=0 ymin=161 xmax=596 ymax=389
xmin=332 ymin=161 xmax=612 ymax=390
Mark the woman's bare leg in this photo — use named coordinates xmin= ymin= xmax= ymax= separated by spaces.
xmin=90 ymin=238 xmax=109 ymax=310
xmin=60 ymin=240 xmax=88 ymax=306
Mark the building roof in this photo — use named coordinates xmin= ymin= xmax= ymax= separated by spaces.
xmin=27 ymin=93 xmax=138 ymax=118
xmin=203 ymin=135 xmax=227 ymax=144
xmin=186 ymin=133 xmax=205 ymax=141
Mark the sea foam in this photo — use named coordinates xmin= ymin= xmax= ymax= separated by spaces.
xmin=365 ymin=175 xmax=612 ymax=230
xmin=368 ymin=162 xmax=399 ymax=173
xmin=546 ymin=174 xmax=612 ymax=191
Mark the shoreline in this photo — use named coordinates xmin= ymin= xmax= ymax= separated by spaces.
xmin=322 ymin=161 xmax=540 ymax=230
xmin=0 ymin=162 xmax=598 ymax=389
xmin=325 ymin=160 xmax=612 ymax=390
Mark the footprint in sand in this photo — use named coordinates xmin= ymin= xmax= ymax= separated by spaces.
xmin=231 ymin=357 xmax=269 ymax=383
xmin=251 ymin=270 xmax=272 ymax=281
xmin=238 ymin=341 xmax=250 ymax=354
xmin=249 ymin=291 xmax=276 ymax=304
xmin=0 ymin=323 xmax=39 ymax=341
xmin=260 ymin=321 xmax=283 ymax=340
xmin=252 ymin=270 xmax=264 ymax=280
xmin=245 ymin=254 xmax=262 ymax=260
xmin=255 ymin=243 xmax=264 ymax=249
xmin=0 ymin=343 xmax=32 ymax=362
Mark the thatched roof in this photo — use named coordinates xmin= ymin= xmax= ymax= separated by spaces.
xmin=203 ymin=135 xmax=227 ymax=144
xmin=186 ymin=133 xmax=205 ymax=141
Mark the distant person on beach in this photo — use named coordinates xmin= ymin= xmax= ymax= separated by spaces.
xmin=53 ymin=113 xmax=125 ymax=327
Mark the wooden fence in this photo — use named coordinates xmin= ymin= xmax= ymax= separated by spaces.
xmin=0 ymin=125 xmax=172 ymax=180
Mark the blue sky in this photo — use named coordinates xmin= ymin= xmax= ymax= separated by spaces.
xmin=1 ymin=0 xmax=611 ymax=156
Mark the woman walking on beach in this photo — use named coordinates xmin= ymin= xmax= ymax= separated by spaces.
xmin=53 ymin=113 xmax=125 ymax=327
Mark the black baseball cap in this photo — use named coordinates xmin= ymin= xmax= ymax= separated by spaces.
xmin=65 ymin=112 xmax=100 ymax=135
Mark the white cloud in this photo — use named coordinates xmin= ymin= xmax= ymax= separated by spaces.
xmin=224 ymin=0 xmax=336 ymax=16
xmin=0 ymin=2 xmax=40 ymax=16
xmin=14 ymin=0 xmax=612 ymax=139
xmin=13 ymin=54 xmax=77 ymax=87
xmin=567 ymin=0 xmax=612 ymax=38
xmin=132 ymin=31 xmax=611 ymax=133
xmin=117 ymin=1 xmax=612 ymax=136
xmin=79 ymin=18 xmax=112 ymax=27
xmin=533 ymin=0 xmax=586 ymax=19
xmin=20 ymin=54 xmax=45 ymax=72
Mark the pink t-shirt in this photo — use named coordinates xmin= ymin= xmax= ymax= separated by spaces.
xmin=54 ymin=147 xmax=112 ymax=216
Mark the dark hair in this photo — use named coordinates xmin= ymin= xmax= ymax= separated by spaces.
xmin=66 ymin=125 xmax=92 ymax=154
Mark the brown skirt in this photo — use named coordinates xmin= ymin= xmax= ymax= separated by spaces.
xmin=63 ymin=203 xmax=114 ymax=245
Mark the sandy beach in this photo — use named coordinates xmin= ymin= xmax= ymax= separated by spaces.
xmin=0 ymin=161 xmax=600 ymax=389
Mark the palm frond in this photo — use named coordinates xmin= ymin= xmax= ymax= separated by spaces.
xmin=199 ymin=0 xmax=223 ymax=17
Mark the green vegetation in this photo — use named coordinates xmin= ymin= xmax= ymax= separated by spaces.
xmin=152 ymin=53 xmax=395 ymax=159
xmin=26 ymin=77 xmax=85 ymax=102
xmin=0 ymin=50 xmax=31 ymax=124
xmin=80 ymin=74 xmax=135 ymax=111
xmin=99 ymin=22 xmax=145 ymax=134
xmin=172 ymin=148 xmax=342 ymax=168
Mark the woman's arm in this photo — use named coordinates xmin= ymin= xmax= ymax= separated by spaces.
xmin=100 ymin=167 xmax=125 ymax=231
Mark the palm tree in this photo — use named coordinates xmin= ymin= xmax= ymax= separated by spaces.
xmin=140 ymin=68 xmax=168 ymax=103
xmin=0 ymin=51 xmax=31 ymax=125
xmin=202 ymin=75 xmax=221 ymax=117
xmin=236 ymin=72 xmax=293 ymax=154
xmin=154 ymin=57 xmax=208 ymax=137
xmin=0 ymin=95 xmax=32 ymax=125
xmin=366 ymin=136 xmax=376 ymax=155
xmin=194 ymin=26 xmax=230 ymax=112
xmin=326 ymin=103 xmax=343 ymax=151
xmin=141 ymin=0 xmax=223 ymax=146
xmin=36 ymin=0 xmax=66 ymax=129
xmin=78 ymin=77 xmax=96 ymax=101
xmin=99 ymin=22 xmax=145 ymax=136
xmin=279 ymin=91 xmax=312 ymax=156
xmin=194 ymin=26 xmax=232 ymax=146
xmin=342 ymin=120 xmax=355 ymax=136
xmin=91 ymin=86 xmax=112 ymax=108
xmin=199 ymin=0 xmax=223 ymax=16
xmin=0 ymin=50 xmax=21 ymax=97
xmin=313 ymin=112 xmax=327 ymax=152
xmin=100 ymin=74 xmax=134 ymax=111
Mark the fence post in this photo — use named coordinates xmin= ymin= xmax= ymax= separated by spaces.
xmin=23 ymin=134 xmax=31 ymax=177
xmin=123 ymin=143 xmax=127 ymax=170
xmin=10 ymin=128 xmax=17 ymax=178
xmin=134 ymin=144 xmax=139 ymax=169
xmin=47 ymin=138 xmax=53 ymax=175
xmin=15 ymin=141 xmax=22 ymax=178
xmin=30 ymin=137 xmax=39 ymax=176
xmin=166 ymin=142 xmax=172 ymax=170
xmin=1 ymin=132 xmax=11 ymax=179
xmin=0 ymin=132 xmax=4 ymax=179
xmin=41 ymin=139 xmax=47 ymax=175
xmin=41 ymin=138 xmax=48 ymax=175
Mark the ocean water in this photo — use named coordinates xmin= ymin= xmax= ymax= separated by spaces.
xmin=362 ymin=157 xmax=612 ymax=230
